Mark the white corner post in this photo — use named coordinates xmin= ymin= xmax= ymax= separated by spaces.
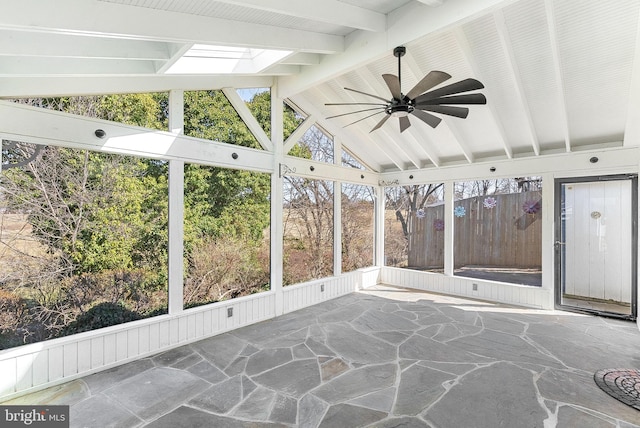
xmin=333 ymin=136 xmax=342 ymax=276
xmin=168 ymin=90 xmax=185 ymax=314
xmin=271 ymin=86 xmax=285 ymax=315
xmin=374 ymin=184 xmax=386 ymax=267
xmin=444 ymin=181 xmax=455 ymax=276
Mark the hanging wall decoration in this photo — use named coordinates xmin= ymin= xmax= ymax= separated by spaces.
xmin=454 ymin=206 xmax=466 ymax=217
xmin=434 ymin=219 xmax=445 ymax=231
xmin=522 ymin=200 xmax=541 ymax=214
xmin=416 ymin=208 xmax=426 ymax=219
xmin=483 ymin=197 xmax=497 ymax=209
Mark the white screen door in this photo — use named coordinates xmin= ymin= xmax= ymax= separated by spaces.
xmin=555 ymin=175 xmax=637 ymax=319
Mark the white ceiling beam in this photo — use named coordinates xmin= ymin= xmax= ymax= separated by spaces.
xmin=380 ymin=146 xmax=639 ymax=186
xmin=0 ymin=100 xmax=274 ymax=172
xmin=454 ymin=27 xmax=513 ymax=159
xmin=0 ymin=75 xmax=274 ymax=99
xmin=280 ymin=53 xmax=321 ymax=66
xmin=222 ymin=88 xmax=273 ymax=151
xmin=543 ymin=0 xmax=571 ymax=152
xmin=0 ymin=57 xmax=158 ymax=75
xmin=0 ymin=0 xmax=343 ymax=54
xmin=402 ymin=131 xmax=440 ymax=168
xmin=440 ymin=120 xmax=475 ymax=163
xmin=277 ymin=0 xmax=515 ymax=97
xmin=494 ymin=10 xmax=540 ymax=156
xmin=214 ymin=0 xmax=386 ymax=32
xmin=416 ymin=0 xmax=445 ymax=6
xmin=623 ymin=4 xmax=640 ymax=146
xmin=156 ymin=44 xmax=193 ymax=74
xmin=283 ymin=155 xmax=378 ymax=186
xmin=0 ymin=30 xmax=175 ymax=61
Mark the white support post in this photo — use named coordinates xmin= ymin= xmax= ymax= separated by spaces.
xmin=271 ymin=87 xmax=285 ymax=315
xmin=540 ymin=173 xmax=555 ymax=309
xmin=444 ymin=181 xmax=454 ymax=276
xmin=374 ymin=185 xmax=386 ymax=267
xmin=334 ymin=136 xmax=342 ymax=276
xmin=168 ymin=90 xmax=184 ymax=314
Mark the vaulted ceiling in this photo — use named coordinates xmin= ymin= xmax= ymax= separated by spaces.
xmin=2 ymin=0 xmax=639 ymax=173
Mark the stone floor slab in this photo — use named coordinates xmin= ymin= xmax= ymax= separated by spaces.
xmin=102 ymin=367 xmax=209 ymax=420
xmin=252 ymin=359 xmax=321 ymax=398
xmin=425 ymin=362 xmax=548 ymax=427
xmin=318 ymin=403 xmax=386 ymax=428
xmin=71 ymin=394 xmax=142 ymax=428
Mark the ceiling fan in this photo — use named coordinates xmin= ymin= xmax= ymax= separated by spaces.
xmin=325 ymin=46 xmax=487 ymax=133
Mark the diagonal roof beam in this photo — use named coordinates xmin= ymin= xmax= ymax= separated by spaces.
xmin=284 ymin=115 xmax=315 ymax=154
xmin=494 ymin=10 xmax=540 ymax=156
xmin=543 ymin=0 xmax=571 ymax=152
xmin=214 ymin=0 xmax=386 ymax=32
xmin=222 ymin=88 xmax=273 ymax=151
xmin=454 ymin=27 xmax=513 ymax=159
xmin=1 ymin=0 xmax=342 ymax=54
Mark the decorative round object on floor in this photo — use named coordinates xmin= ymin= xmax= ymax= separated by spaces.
xmin=594 ymin=369 xmax=640 ymax=411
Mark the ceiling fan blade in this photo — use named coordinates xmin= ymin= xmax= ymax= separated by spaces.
xmin=415 ymin=78 xmax=485 ymax=102
xmin=325 ymin=102 xmax=387 ymax=106
xmin=344 ymin=110 xmax=385 ymax=128
xmin=370 ymin=115 xmax=391 ymax=133
xmin=405 ymin=71 xmax=452 ymax=100
xmin=344 ymin=87 xmax=390 ymax=103
xmin=326 ymin=107 xmax=386 ymax=120
xmin=418 ymin=105 xmax=469 ymax=119
xmin=399 ymin=116 xmax=411 ymax=133
xmin=411 ymin=109 xmax=442 ymax=128
xmin=416 ymin=93 xmax=487 ymax=106
xmin=382 ymin=74 xmax=402 ymax=100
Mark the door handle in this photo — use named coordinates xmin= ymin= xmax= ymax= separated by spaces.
xmin=554 ymin=241 xmax=565 ymax=246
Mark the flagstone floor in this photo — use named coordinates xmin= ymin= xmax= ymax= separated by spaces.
xmin=5 ymin=285 xmax=640 ymax=427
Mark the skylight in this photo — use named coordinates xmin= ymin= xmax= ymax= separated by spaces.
xmin=164 ymin=44 xmax=292 ymax=74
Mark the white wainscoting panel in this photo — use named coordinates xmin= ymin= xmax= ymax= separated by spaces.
xmin=0 ymin=290 xmax=276 ymax=400
xmin=281 ymin=267 xmax=381 ymax=314
xmin=381 ymin=267 xmax=553 ymax=309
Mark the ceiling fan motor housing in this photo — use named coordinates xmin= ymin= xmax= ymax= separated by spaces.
xmin=393 ymin=46 xmax=406 ymax=58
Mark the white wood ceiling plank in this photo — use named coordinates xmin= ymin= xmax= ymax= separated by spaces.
xmin=212 ymin=0 xmax=386 ymax=32
xmin=278 ymin=0 xmax=515 ymax=97
xmin=623 ymin=4 xmax=640 ymax=147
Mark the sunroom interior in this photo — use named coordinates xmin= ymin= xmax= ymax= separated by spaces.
xmin=2 ymin=0 xmax=640 ymax=424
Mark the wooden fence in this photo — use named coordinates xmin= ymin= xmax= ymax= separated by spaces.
xmin=408 ymin=191 xmax=542 ymax=269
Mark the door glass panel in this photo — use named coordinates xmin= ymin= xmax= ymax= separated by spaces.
xmin=558 ymin=178 xmax=635 ymax=317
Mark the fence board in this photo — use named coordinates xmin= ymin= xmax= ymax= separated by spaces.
xmin=409 ymin=191 xmax=541 ymax=269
